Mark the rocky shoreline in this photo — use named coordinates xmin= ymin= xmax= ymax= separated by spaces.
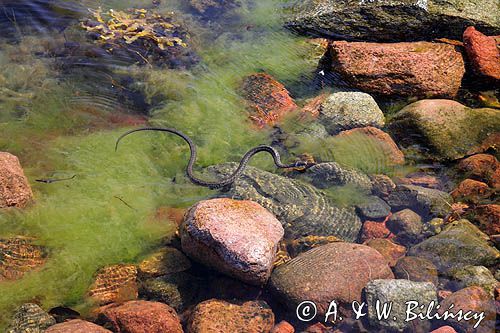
xmin=1 ymin=0 xmax=500 ymax=332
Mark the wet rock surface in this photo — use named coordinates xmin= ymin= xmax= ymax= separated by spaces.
xmin=138 ymin=247 xmax=191 ymax=278
xmin=386 ymin=185 xmax=452 ymax=219
xmin=45 ymin=319 xmax=111 ymax=333
xmin=88 ymin=264 xmax=138 ymax=306
xmin=270 ymin=242 xmax=394 ymax=315
xmin=365 ymin=279 xmax=437 ymax=331
xmin=189 ymin=0 xmax=239 ymax=16
xmin=285 ymin=0 xmax=500 ymax=41
xmin=387 ymin=209 xmax=423 ymax=245
xmin=206 ymin=163 xmax=362 ymax=241
xmin=0 ymin=152 xmax=33 ymax=209
xmin=458 ymin=154 xmax=500 ymax=189
xmin=359 ymin=220 xmax=394 ymax=243
xmin=180 ymin=198 xmax=284 ymax=285
xmin=318 ymin=91 xmax=385 ymax=134
xmin=393 ymin=256 xmax=439 ymax=286
xmin=365 ymin=238 xmax=406 ymax=267
xmin=97 ymin=300 xmax=182 ymax=333
xmin=389 ymin=99 xmax=500 ymax=161
xmin=0 ymin=237 xmax=46 ymax=281
xmin=6 ymin=303 xmax=56 ymax=333
xmin=449 ymin=266 xmax=499 ymax=296
xmin=304 ymin=162 xmax=372 ymax=191
xmin=409 ymin=220 xmax=500 ymax=273
xmin=463 ymin=26 xmax=500 ymax=80
xmin=187 ymin=299 xmax=275 ymax=333
xmin=466 ymin=204 xmax=500 ymax=236
xmin=451 ymin=179 xmax=493 ymax=203
xmin=327 ymin=41 xmax=465 ymax=98
xmin=355 ymin=196 xmax=391 ymax=220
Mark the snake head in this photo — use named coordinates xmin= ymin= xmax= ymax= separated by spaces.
xmin=292 ymin=161 xmax=316 ymax=170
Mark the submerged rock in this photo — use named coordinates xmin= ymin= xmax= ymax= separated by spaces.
xmin=389 ymin=100 xmax=500 ymax=161
xmin=97 ymin=301 xmax=182 ymax=333
xmin=327 ymin=41 xmax=465 ymax=98
xmin=270 ymin=242 xmax=394 ymax=315
xmin=205 ymin=163 xmax=362 ymax=241
xmin=408 ymin=220 xmax=500 ymax=273
xmin=180 ymin=198 xmax=284 ymax=285
xmin=386 ymin=185 xmax=452 ymax=218
xmin=393 ymin=256 xmax=439 ymax=286
xmin=0 ymin=152 xmax=33 ymax=209
xmin=187 ymin=300 xmax=275 ymax=333
xmin=463 ymin=27 xmax=500 ymax=81
xmin=387 ymin=209 xmax=423 ymax=245
xmin=458 ymin=154 xmax=500 ymax=190
xmin=240 ymin=73 xmax=297 ymax=128
xmin=355 ymin=196 xmax=391 ymax=220
xmin=466 ymin=204 xmax=500 ymax=236
xmin=365 ymin=279 xmax=437 ymax=331
xmin=450 ymin=266 xmax=499 ymax=297
xmin=188 ymin=0 xmax=239 ymax=16
xmin=318 ymin=91 xmax=385 ymax=134
xmin=285 ymin=0 xmax=500 ymax=42
xmin=365 ymin=238 xmax=406 ymax=267
xmin=88 ymin=264 xmax=138 ymax=306
xmin=45 ymin=319 xmax=111 ymax=333
xmin=0 ymin=237 xmax=46 ymax=281
xmin=138 ymin=247 xmax=191 ymax=278
xmin=7 ymin=303 xmax=56 ymax=333
xmin=451 ymin=179 xmax=493 ymax=203
xmin=359 ymin=220 xmax=394 ymax=243
xmin=304 ymin=162 xmax=372 ymax=191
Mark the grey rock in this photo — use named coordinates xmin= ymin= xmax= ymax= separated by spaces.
xmin=450 ymin=266 xmax=499 ymax=297
xmin=365 ymin=279 xmax=437 ymax=331
xmin=387 ymin=209 xmax=423 ymax=244
xmin=139 ymin=272 xmax=201 ymax=312
xmin=305 ymin=162 xmax=373 ymax=191
xmin=7 ymin=303 xmax=56 ymax=333
xmin=409 ymin=220 xmax=500 ymax=273
xmin=386 ymin=185 xmax=452 ymax=218
xmin=318 ymin=91 xmax=385 ymax=134
xmin=355 ymin=196 xmax=391 ymax=220
xmin=285 ymin=0 xmax=500 ymax=42
xmin=370 ymin=174 xmax=396 ymax=198
xmin=205 ymin=163 xmax=363 ymax=241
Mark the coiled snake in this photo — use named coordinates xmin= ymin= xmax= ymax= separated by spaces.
xmin=115 ymin=127 xmax=315 ymax=189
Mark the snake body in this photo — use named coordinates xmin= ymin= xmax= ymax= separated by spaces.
xmin=115 ymin=127 xmax=314 ymax=189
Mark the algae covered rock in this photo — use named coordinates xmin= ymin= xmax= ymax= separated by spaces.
xmin=304 ymin=162 xmax=372 ymax=191
xmin=389 ymin=100 xmax=500 ymax=161
xmin=449 ymin=266 xmax=499 ymax=297
xmin=285 ymin=0 xmax=500 ymax=42
xmin=386 ymin=185 xmax=452 ymax=219
xmin=408 ymin=220 xmax=500 ymax=273
xmin=88 ymin=264 xmax=138 ymax=305
xmin=7 ymin=303 xmax=56 ymax=333
xmin=205 ymin=163 xmax=362 ymax=241
xmin=138 ymin=247 xmax=191 ymax=278
xmin=0 ymin=237 xmax=46 ymax=281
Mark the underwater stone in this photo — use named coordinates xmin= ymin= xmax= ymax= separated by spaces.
xmin=0 ymin=152 xmax=33 ymax=209
xmin=365 ymin=238 xmax=406 ymax=267
xmin=387 ymin=209 xmax=424 ymax=245
xmin=393 ymin=256 xmax=439 ymax=286
xmin=318 ymin=91 xmax=385 ymax=134
xmin=6 ymin=303 xmax=56 ymax=333
xmin=205 ymin=163 xmax=363 ymax=241
xmin=305 ymin=162 xmax=372 ymax=191
xmin=88 ymin=264 xmax=138 ymax=305
xmin=285 ymin=0 xmax=500 ymax=42
xmin=463 ymin=27 xmax=500 ymax=81
xmin=138 ymin=247 xmax=191 ymax=278
xmin=355 ymin=196 xmax=391 ymax=220
xmin=450 ymin=266 xmax=499 ymax=297
xmin=45 ymin=319 xmax=111 ymax=333
xmin=365 ymin=279 xmax=437 ymax=331
xmin=408 ymin=220 xmax=500 ymax=273
xmin=0 ymin=237 xmax=46 ymax=281
xmin=187 ymin=300 xmax=275 ymax=333
xmin=180 ymin=198 xmax=284 ymax=285
xmin=188 ymin=0 xmax=239 ymax=16
xmin=270 ymin=242 xmax=393 ymax=316
xmin=389 ymin=99 xmax=500 ymax=161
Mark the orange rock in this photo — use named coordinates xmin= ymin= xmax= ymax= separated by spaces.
xmin=467 ymin=204 xmax=500 ymax=236
xmin=97 ymin=300 xmax=182 ymax=333
xmin=88 ymin=264 xmax=138 ymax=305
xmin=451 ymin=179 xmax=493 ymax=203
xmin=271 ymin=321 xmax=295 ymax=333
xmin=0 ymin=237 xmax=46 ymax=281
xmin=463 ymin=27 xmax=500 ymax=80
xmin=359 ymin=220 xmax=394 ymax=243
xmin=329 ymin=41 xmax=465 ymax=98
xmin=365 ymin=238 xmax=406 ymax=267
xmin=431 ymin=326 xmax=457 ymax=333
xmin=240 ymin=73 xmax=297 ymax=127
xmin=0 ymin=152 xmax=33 ymax=208
xmin=458 ymin=154 xmax=499 ymax=188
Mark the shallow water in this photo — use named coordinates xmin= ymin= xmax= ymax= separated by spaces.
xmin=0 ymin=0 xmax=495 ymax=330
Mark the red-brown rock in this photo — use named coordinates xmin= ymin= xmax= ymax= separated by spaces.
xmin=0 ymin=237 xmax=46 ymax=281
xmin=180 ymin=198 xmax=284 ymax=285
xmin=241 ymin=73 xmax=297 ymax=127
xmin=451 ymin=179 xmax=493 ymax=203
xmin=45 ymin=319 xmax=112 ymax=333
xmin=395 ymin=172 xmax=443 ymax=190
xmin=359 ymin=220 xmax=394 ymax=243
xmin=271 ymin=321 xmax=295 ymax=333
xmin=463 ymin=27 xmax=500 ymax=80
xmin=88 ymin=264 xmax=138 ymax=305
xmin=438 ymin=286 xmax=496 ymax=333
xmin=431 ymin=326 xmax=457 ymax=333
xmin=365 ymin=238 xmax=406 ymax=267
xmin=393 ymin=256 xmax=439 ymax=286
xmin=187 ymin=299 xmax=274 ymax=333
xmin=0 ymin=152 xmax=33 ymax=208
xmin=97 ymin=300 xmax=182 ymax=333
xmin=458 ymin=154 xmax=500 ymax=189
xmin=467 ymin=204 xmax=500 ymax=236
xmin=336 ymin=127 xmax=405 ymax=166
xmin=329 ymin=41 xmax=465 ymax=98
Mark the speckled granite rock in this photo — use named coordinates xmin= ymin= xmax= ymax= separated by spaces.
xmin=205 ymin=163 xmax=362 ymax=241
xmin=187 ymin=299 xmax=274 ymax=333
xmin=365 ymin=279 xmax=437 ymax=331
xmin=0 ymin=237 xmax=46 ymax=281
xmin=180 ymin=198 xmax=284 ymax=285
xmin=7 ymin=303 xmax=55 ymax=333
xmin=318 ymin=91 xmax=385 ymax=134
xmin=285 ymin=0 xmax=500 ymax=41
xmin=270 ymin=242 xmax=393 ymax=315
xmin=387 ymin=209 xmax=424 ymax=245
xmin=409 ymin=220 xmax=500 ymax=273
xmin=304 ymin=162 xmax=372 ymax=191
xmin=0 ymin=152 xmax=33 ymax=208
